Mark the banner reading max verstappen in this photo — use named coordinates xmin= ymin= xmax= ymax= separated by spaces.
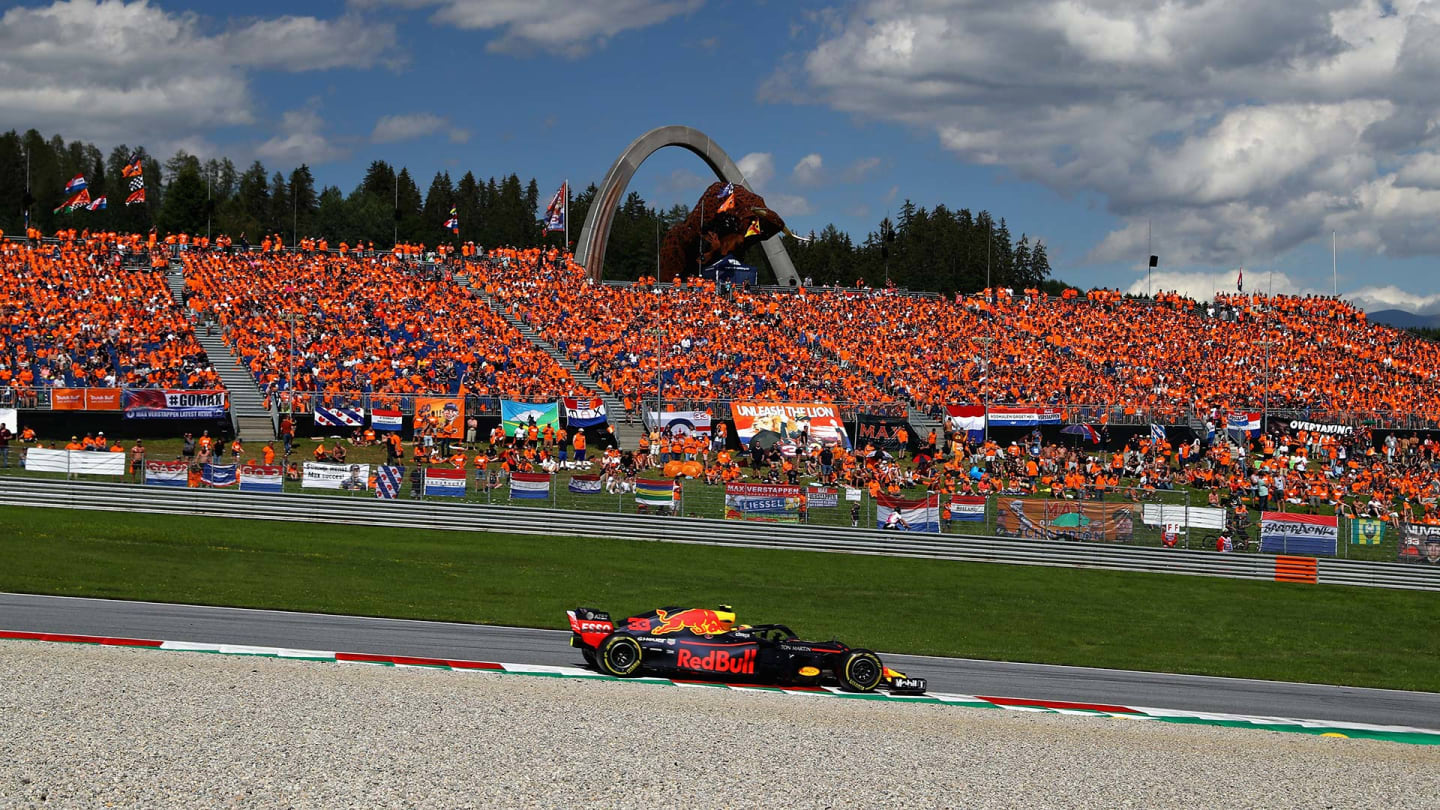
xmin=1260 ymin=512 xmax=1338 ymax=557
xmin=995 ymin=498 xmax=1135 ymax=542
xmin=724 ymin=483 xmax=801 ymax=522
xmin=123 ymin=389 xmax=228 ymax=419
xmin=855 ymin=413 xmax=912 ymax=452
xmin=731 ymin=402 xmax=850 ymax=449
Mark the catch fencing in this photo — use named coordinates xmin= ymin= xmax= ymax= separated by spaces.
xmin=1 ymin=477 xmax=1436 ymax=592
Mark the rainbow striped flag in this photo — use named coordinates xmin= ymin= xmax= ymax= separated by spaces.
xmin=635 ymin=478 xmax=675 ymax=508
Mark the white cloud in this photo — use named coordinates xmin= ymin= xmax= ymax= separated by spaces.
xmin=792 ymin=153 xmax=825 ymax=185
xmin=841 ymin=156 xmax=882 ymax=183
xmin=768 ymin=192 xmax=813 ymax=217
xmin=361 ymin=0 xmax=703 ymax=57
xmin=737 ymin=152 xmax=776 ymax=191
xmin=371 ymin=112 xmax=468 ymax=144
xmin=776 ymin=0 xmax=1440 ymax=279
xmin=256 ymin=105 xmax=347 ymax=165
xmin=0 ymin=1 xmax=397 ymax=146
xmin=1125 ymin=269 xmax=1440 ymax=315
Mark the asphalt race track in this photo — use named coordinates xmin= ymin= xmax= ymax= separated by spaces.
xmin=3 ymin=591 xmax=1437 ymax=730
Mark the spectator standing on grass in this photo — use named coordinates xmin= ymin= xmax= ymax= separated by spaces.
xmin=0 ymin=423 xmax=10 ymax=467
xmin=129 ymin=439 xmax=145 ymax=482
xmin=851 ymin=502 xmax=861 ymax=528
xmin=410 ymin=464 xmax=423 ymax=498
xmin=181 ymin=432 xmax=196 ymax=462
xmin=280 ymin=416 xmax=295 ymax=456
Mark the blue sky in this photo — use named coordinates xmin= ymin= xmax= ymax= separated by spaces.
xmin=5 ymin=0 xmax=1440 ymax=313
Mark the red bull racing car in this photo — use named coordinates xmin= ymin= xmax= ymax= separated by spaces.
xmin=567 ymin=605 xmax=926 ymax=694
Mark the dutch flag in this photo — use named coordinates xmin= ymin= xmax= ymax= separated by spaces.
xmin=65 ymin=174 xmax=87 ymax=194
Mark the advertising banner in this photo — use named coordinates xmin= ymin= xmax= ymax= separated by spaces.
xmin=1260 ymin=512 xmax=1338 ymax=556
xmin=995 ymin=498 xmax=1136 ymax=542
xmin=202 ymin=463 xmax=237 ymax=488
xmin=568 ymin=474 xmax=603 ymax=495
xmin=502 ymin=400 xmax=560 ymax=437
xmin=987 ymin=406 xmax=1063 ymax=426
xmin=371 ymin=409 xmax=403 ymax=432
xmin=648 ymin=409 xmax=712 ymax=437
xmin=414 ymin=397 xmax=463 ymax=439
xmin=806 ymin=485 xmax=839 ymax=508
xmin=724 ymin=483 xmax=802 ymax=522
xmin=1398 ymin=523 xmax=1440 ymax=565
xmin=876 ymin=494 xmax=941 ymax=532
xmin=423 ymin=467 xmax=468 ymax=497
xmin=50 ymin=388 xmax=86 ymax=411
xmin=509 ymin=471 xmax=552 ymax=499
xmin=855 ymin=413 xmax=911 ymax=452
xmin=0 ymin=407 xmax=16 ymax=433
xmin=562 ymin=397 xmax=608 ymax=428
xmin=239 ymin=464 xmax=283 ymax=493
xmin=945 ymin=405 xmax=985 ymax=441
xmin=123 ymin=389 xmax=229 ymax=419
xmin=315 ymin=405 xmax=365 ymax=428
xmin=730 ymin=402 xmax=850 ymax=449
xmin=1350 ymin=517 xmax=1385 ymax=546
xmin=144 ymin=460 xmax=189 ymax=486
xmin=302 ymin=462 xmax=371 ymax=491
xmin=85 ymin=389 xmax=123 ymax=410
xmin=947 ymin=495 xmax=987 ymax=523
xmin=636 ymin=478 xmax=675 ymax=508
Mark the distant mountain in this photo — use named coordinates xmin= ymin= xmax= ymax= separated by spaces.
xmin=1367 ymin=309 xmax=1440 ymax=330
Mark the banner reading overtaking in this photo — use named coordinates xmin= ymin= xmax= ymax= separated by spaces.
xmin=730 ymin=402 xmax=850 ymax=449
xmin=995 ymin=498 xmax=1135 ymax=542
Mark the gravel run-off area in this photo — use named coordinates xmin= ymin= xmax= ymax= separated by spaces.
xmin=1 ymin=640 xmax=1437 ymax=809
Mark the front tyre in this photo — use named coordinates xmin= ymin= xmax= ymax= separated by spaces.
xmin=836 ymin=649 xmax=884 ymax=692
xmin=596 ymin=635 xmax=644 ymax=677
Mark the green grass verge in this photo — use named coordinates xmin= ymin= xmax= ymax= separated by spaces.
xmin=0 ymin=504 xmax=1433 ymax=692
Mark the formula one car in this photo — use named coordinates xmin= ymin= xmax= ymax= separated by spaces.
xmin=567 ymin=605 xmax=926 ymax=694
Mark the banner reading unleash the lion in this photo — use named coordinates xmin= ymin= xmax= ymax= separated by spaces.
xmin=730 ymin=402 xmax=850 ymax=450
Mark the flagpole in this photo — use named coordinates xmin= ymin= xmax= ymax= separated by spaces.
xmin=1332 ymin=230 xmax=1337 ymax=297
xmin=563 ymin=180 xmax=569 ymax=253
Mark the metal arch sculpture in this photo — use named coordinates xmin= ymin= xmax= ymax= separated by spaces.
xmin=574 ymin=125 xmax=799 ymax=286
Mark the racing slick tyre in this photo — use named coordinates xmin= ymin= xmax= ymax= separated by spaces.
xmin=596 ymin=635 xmax=644 ymax=677
xmin=581 ymin=649 xmax=598 ymax=669
xmin=835 ymin=649 xmax=885 ymax=693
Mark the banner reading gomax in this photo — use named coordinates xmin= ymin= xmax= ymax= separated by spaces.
xmin=730 ymin=402 xmax=850 ymax=449
xmin=123 ymin=389 xmax=229 ymax=419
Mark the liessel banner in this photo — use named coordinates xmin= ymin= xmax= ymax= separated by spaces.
xmin=1398 ymin=523 xmax=1440 ymax=565
xmin=987 ymin=406 xmax=1063 ymax=427
xmin=855 ymin=413 xmax=911 ymax=452
xmin=995 ymin=498 xmax=1135 ymax=542
xmin=123 ymin=389 xmax=229 ymax=419
xmin=649 ymin=410 xmax=711 ymax=437
xmin=1288 ymin=419 xmax=1354 ymax=437
xmin=1260 ymin=512 xmax=1338 ymax=557
xmin=725 ymin=483 xmax=801 ymax=522
xmin=563 ymin=397 xmax=608 ymax=428
xmin=730 ymin=402 xmax=850 ymax=449
xmin=302 ymin=462 xmax=371 ymax=491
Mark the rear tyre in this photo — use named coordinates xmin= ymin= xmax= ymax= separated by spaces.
xmin=581 ymin=649 xmax=597 ymax=669
xmin=596 ymin=635 xmax=644 ymax=677
xmin=836 ymin=649 xmax=884 ymax=692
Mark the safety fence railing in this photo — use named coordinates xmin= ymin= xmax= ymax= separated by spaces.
xmin=2 ymin=477 xmax=1436 ymax=591
xmin=0 ymin=461 xmax=1426 ymax=568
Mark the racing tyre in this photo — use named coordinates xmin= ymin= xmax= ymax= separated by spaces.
xmin=596 ymin=635 xmax=644 ymax=678
xmin=836 ymin=649 xmax=884 ymax=693
xmin=581 ymin=649 xmax=598 ymax=669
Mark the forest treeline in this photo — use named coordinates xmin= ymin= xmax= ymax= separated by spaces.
xmin=1 ymin=129 xmax=1056 ymax=292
